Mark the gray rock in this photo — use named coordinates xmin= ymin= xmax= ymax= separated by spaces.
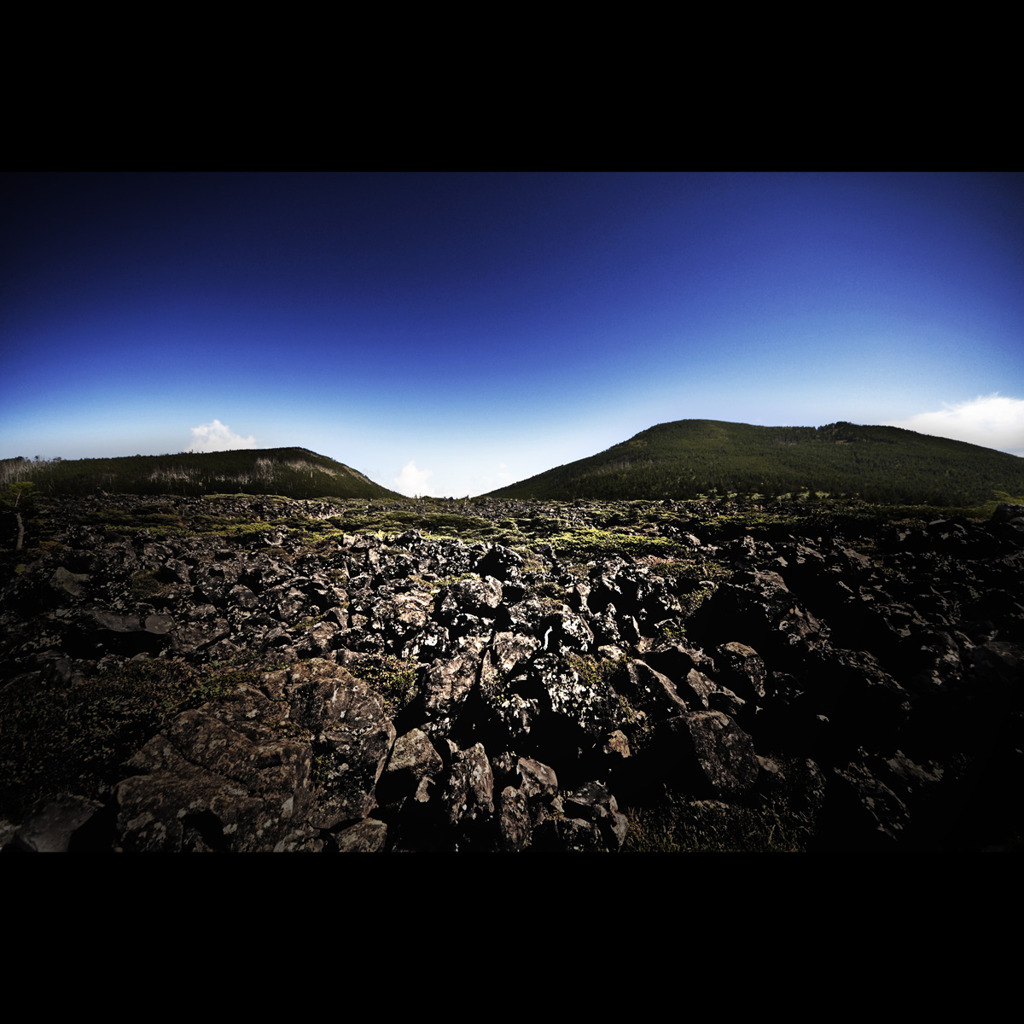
xmin=443 ymin=742 xmax=495 ymax=828
xmin=331 ymin=818 xmax=388 ymax=852
xmin=115 ymin=659 xmax=395 ymax=851
xmin=386 ymin=728 xmax=443 ymax=780
xmin=656 ymin=711 xmax=761 ymax=800
xmin=498 ymin=786 xmax=532 ymax=850
xmin=10 ymin=794 xmax=105 ymax=852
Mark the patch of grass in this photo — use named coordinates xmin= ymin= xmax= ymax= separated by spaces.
xmin=129 ymin=569 xmax=172 ymax=601
xmin=533 ymin=580 xmax=567 ymax=602
xmin=321 ymin=507 xmax=505 ymax=545
xmin=657 ymin=622 xmax=688 ymax=642
xmin=568 ymin=653 xmax=622 ymax=690
xmin=431 ymin=572 xmax=481 ymax=589
xmin=344 ymin=653 xmax=420 ymax=718
xmin=294 ymin=611 xmax=329 ymax=632
xmin=966 ymin=490 xmax=1024 ymax=519
xmin=545 ymin=527 xmax=684 ymax=560
xmin=622 ymin=787 xmax=804 ymax=852
xmin=647 ymin=558 xmax=733 ymax=584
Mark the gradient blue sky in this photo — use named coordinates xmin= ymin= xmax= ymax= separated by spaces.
xmin=3 ymin=171 xmax=1022 ymax=496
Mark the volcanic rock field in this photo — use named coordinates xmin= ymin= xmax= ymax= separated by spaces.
xmin=2 ymin=493 xmax=1023 ymax=852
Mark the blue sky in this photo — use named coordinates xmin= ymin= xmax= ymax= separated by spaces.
xmin=3 ymin=171 xmax=1022 ymax=496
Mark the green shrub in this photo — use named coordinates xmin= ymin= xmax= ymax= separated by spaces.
xmin=345 ymin=653 xmax=420 ymax=718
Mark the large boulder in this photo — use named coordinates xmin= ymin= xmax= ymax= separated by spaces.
xmin=652 ymin=711 xmax=761 ymax=800
xmin=115 ymin=659 xmax=395 ymax=851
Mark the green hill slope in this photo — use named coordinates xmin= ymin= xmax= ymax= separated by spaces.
xmin=482 ymin=420 xmax=1024 ymax=506
xmin=0 ymin=448 xmax=403 ymax=500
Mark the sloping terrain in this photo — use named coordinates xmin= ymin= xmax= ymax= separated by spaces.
xmin=0 ymin=447 xmax=402 ymax=501
xmin=484 ymin=420 xmax=1024 ymax=506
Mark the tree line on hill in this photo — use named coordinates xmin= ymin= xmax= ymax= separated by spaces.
xmin=3 ymin=421 xmax=1022 ymax=508
xmin=485 ymin=421 xmax=1024 ymax=507
xmin=0 ymin=449 xmax=400 ymax=502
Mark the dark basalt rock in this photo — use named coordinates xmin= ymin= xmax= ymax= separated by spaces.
xmin=2 ymin=492 xmax=1022 ymax=851
xmin=652 ymin=711 xmax=762 ymax=800
xmin=112 ymin=659 xmax=395 ymax=851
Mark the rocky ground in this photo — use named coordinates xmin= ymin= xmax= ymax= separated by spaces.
xmin=1 ymin=493 xmax=1022 ymax=852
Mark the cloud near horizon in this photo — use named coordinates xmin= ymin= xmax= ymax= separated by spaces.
xmin=394 ymin=460 xmax=435 ymax=496
xmin=887 ymin=394 xmax=1024 ymax=457
xmin=186 ymin=420 xmax=257 ymax=453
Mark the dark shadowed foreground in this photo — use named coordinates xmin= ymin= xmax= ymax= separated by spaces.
xmin=2 ymin=494 xmax=1022 ymax=852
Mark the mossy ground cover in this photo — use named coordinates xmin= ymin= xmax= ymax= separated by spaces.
xmin=322 ymin=507 xmax=506 ymax=545
xmin=11 ymin=491 xmax=1009 ymax=569
xmin=342 ymin=653 xmax=421 ymax=719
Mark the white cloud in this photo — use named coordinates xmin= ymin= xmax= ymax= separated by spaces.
xmin=186 ymin=419 xmax=257 ymax=452
xmin=394 ymin=460 xmax=435 ymax=496
xmin=887 ymin=394 xmax=1024 ymax=456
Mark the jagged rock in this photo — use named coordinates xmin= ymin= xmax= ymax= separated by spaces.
xmin=331 ymin=818 xmax=388 ymax=852
xmin=516 ymin=756 xmax=559 ymax=805
xmin=802 ymin=647 xmax=911 ymax=753
xmin=526 ymin=653 xmax=622 ymax=748
xmin=4 ymin=492 xmax=1022 ymax=851
xmin=283 ymin=660 xmax=397 ymax=829
xmin=9 ymin=794 xmax=106 ymax=852
xmin=437 ymin=576 xmax=503 ymax=621
xmin=602 ymin=729 xmax=631 ymax=759
xmin=539 ymin=605 xmax=594 ymax=655
xmin=73 ymin=608 xmax=174 ymax=656
xmin=475 ymin=544 xmax=524 ymax=581
xmin=615 ymin=659 xmax=691 ymax=724
xmin=820 ymin=759 xmax=912 ymax=849
xmin=386 ymin=727 xmax=444 ymax=780
xmin=992 ymin=502 xmax=1024 ymax=526
xmin=49 ymin=566 xmax=90 ymax=600
xmin=498 ymin=785 xmax=532 ymax=850
xmin=114 ymin=659 xmax=395 ymax=851
xmin=653 ymin=711 xmax=761 ymax=800
xmin=532 ymin=814 xmax=606 ymax=851
xmin=754 ymin=754 xmax=827 ymax=836
xmin=422 ymin=635 xmax=489 ymax=735
xmin=644 ymin=641 xmax=717 ymax=679
xmin=689 ymin=570 xmax=828 ymax=665
xmin=228 ymin=584 xmax=259 ymax=610
xmin=442 ymin=742 xmax=495 ymax=840
xmin=374 ymin=591 xmax=432 ymax=640
xmin=714 ymin=641 xmax=767 ymax=703
xmin=561 ymin=780 xmax=629 ymax=849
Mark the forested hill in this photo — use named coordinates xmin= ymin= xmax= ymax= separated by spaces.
xmin=483 ymin=420 xmax=1024 ymax=506
xmin=0 ymin=448 xmax=403 ymax=501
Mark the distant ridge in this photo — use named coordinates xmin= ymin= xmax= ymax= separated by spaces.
xmin=0 ymin=447 xmax=403 ymax=500
xmin=482 ymin=419 xmax=1024 ymax=506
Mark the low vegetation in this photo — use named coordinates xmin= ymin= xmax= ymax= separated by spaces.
xmin=5 ymin=419 xmax=1021 ymax=512
xmin=484 ymin=419 xmax=1024 ymax=507
xmin=344 ymin=653 xmax=421 ymax=718
xmin=623 ymin=787 xmax=804 ymax=852
xmin=0 ymin=448 xmax=402 ymax=501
